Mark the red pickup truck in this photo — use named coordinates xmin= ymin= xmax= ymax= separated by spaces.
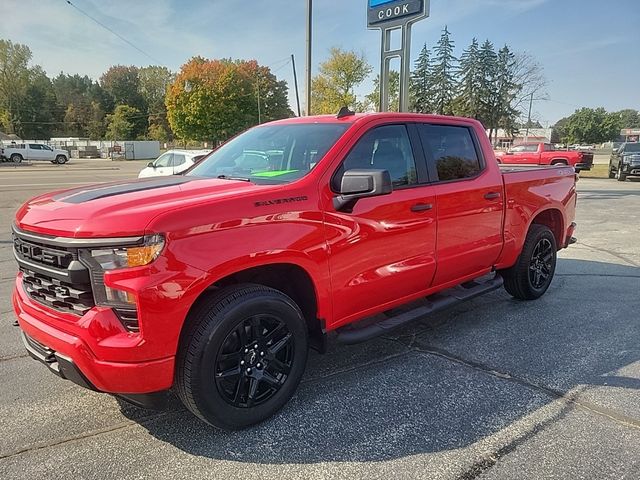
xmin=12 ymin=113 xmax=578 ymax=430
xmin=495 ymin=142 xmax=593 ymax=171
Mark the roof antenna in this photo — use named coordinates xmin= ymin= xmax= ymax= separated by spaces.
xmin=337 ymin=106 xmax=355 ymax=119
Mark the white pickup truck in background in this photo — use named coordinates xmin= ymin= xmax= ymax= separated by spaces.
xmin=1 ymin=143 xmax=69 ymax=164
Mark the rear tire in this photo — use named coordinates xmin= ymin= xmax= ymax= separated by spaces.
xmin=175 ymin=284 xmax=308 ymax=430
xmin=501 ymin=224 xmax=557 ymax=300
xmin=10 ymin=154 xmax=22 ymax=163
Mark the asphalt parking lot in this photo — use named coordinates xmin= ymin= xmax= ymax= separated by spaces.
xmin=0 ymin=159 xmax=639 ymax=479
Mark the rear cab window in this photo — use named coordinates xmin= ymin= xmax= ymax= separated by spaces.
xmin=418 ymin=124 xmax=483 ymax=182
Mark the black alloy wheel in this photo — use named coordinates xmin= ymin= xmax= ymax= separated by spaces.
xmin=215 ymin=314 xmax=294 ymax=408
xmin=501 ymin=224 xmax=557 ymax=300
xmin=175 ymin=284 xmax=308 ymax=430
xmin=528 ymin=238 xmax=553 ymax=290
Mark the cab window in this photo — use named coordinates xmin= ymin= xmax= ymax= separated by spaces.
xmin=419 ymin=125 xmax=482 ymax=182
xmin=171 ymin=154 xmax=186 ymax=167
xmin=333 ymin=124 xmax=417 ymax=191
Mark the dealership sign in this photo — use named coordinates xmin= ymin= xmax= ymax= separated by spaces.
xmin=368 ymin=0 xmax=428 ymax=28
xmin=621 ymin=128 xmax=640 ymax=136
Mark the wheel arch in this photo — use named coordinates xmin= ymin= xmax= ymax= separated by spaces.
xmin=550 ymin=157 xmax=569 ymax=165
xmin=183 ymin=261 xmax=326 ymax=352
xmin=530 ymin=207 xmax=564 ymax=249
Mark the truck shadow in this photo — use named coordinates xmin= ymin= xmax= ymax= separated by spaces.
xmin=119 ymin=258 xmax=640 ymax=464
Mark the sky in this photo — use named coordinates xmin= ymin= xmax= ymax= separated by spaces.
xmin=2 ymin=0 xmax=639 ymax=125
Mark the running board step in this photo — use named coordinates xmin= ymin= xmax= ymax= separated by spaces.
xmin=335 ymin=275 xmax=504 ymax=345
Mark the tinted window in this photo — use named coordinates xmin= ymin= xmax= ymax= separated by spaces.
xmin=334 ymin=124 xmax=417 ymax=190
xmin=188 ymin=123 xmax=349 ymax=185
xmin=29 ymin=144 xmax=42 ymax=150
xmin=624 ymin=143 xmax=640 ymax=153
xmin=420 ymin=125 xmax=481 ymax=181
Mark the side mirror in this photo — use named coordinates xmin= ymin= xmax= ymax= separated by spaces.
xmin=147 ymin=162 xmax=155 ymax=168
xmin=333 ymin=169 xmax=393 ymax=212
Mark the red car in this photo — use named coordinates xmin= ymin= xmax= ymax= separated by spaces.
xmin=495 ymin=142 xmax=593 ymax=172
xmin=12 ymin=113 xmax=578 ymax=429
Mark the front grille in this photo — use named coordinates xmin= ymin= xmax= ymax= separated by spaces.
xmin=13 ymin=231 xmax=94 ymax=316
xmin=21 ymin=267 xmax=94 ymax=315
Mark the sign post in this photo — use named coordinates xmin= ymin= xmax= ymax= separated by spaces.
xmin=367 ymin=0 xmax=429 ymax=112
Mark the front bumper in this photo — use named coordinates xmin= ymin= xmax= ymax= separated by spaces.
xmin=621 ymin=162 xmax=640 ymax=176
xmin=13 ymin=280 xmax=175 ymax=396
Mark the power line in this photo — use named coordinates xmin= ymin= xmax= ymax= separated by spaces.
xmin=63 ymin=0 xmax=165 ymax=66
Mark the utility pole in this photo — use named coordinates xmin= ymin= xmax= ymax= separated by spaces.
xmin=291 ymin=54 xmax=302 ymax=117
xmin=256 ymin=78 xmax=262 ymax=124
xmin=525 ymin=91 xmax=534 ymax=142
xmin=305 ymin=0 xmax=312 ymax=116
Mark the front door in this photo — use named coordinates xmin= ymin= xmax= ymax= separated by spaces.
xmin=321 ymin=123 xmax=437 ymax=327
xmin=152 ymin=152 xmax=175 ymax=176
xmin=418 ymin=123 xmax=504 ymax=286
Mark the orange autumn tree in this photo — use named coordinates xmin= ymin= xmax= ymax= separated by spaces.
xmin=166 ymin=57 xmax=292 ymax=142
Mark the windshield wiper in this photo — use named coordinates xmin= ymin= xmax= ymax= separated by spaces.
xmin=217 ymin=175 xmax=252 ymax=182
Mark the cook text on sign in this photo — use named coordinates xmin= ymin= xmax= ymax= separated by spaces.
xmin=367 ymin=0 xmax=427 ymax=27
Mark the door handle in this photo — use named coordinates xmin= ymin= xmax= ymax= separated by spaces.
xmin=484 ymin=192 xmax=501 ymax=200
xmin=411 ymin=203 xmax=433 ymax=212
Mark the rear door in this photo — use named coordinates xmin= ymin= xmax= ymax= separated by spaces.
xmin=418 ymin=123 xmax=504 ymax=287
xmin=28 ymin=144 xmax=45 ymax=160
xmin=321 ymin=122 xmax=437 ymax=326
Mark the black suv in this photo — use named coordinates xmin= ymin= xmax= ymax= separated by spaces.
xmin=609 ymin=143 xmax=640 ymax=182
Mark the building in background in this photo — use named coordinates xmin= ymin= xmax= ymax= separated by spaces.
xmin=491 ymin=128 xmax=554 ymax=149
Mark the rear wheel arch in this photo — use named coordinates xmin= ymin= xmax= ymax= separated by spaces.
xmin=550 ymin=158 xmax=569 ymax=165
xmin=530 ymin=208 xmax=564 ymax=250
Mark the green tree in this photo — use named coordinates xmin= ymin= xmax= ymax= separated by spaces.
xmin=453 ymin=38 xmax=482 ymax=118
xmin=311 ymin=47 xmax=372 ymax=114
xmin=364 ymin=71 xmax=400 ymax=112
xmin=430 ymin=26 xmax=457 ymax=115
xmin=100 ymin=66 xmax=147 ymax=112
xmin=410 ymin=43 xmax=434 ymax=113
xmin=0 ymin=39 xmax=33 ymax=136
xmin=617 ymin=109 xmax=640 ymax=128
xmin=17 ymin=66 xmax=58 ymax=139
xmin=139 ymin=66 xmax=174 ymax=139
xmin=564 ymin=107 xmax=621 ymax=144
xmin=105 ymin=105 xmax=143 ymax=140
xmin=166 ymin=57 xmax=292 ymax=142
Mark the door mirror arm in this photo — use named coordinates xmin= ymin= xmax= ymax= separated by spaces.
xmin=333 ymin=169 xmax=393 ymax=213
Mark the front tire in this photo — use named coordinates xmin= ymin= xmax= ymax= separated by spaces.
xmin=175 ymin=284 xmax=308 ymax=430
xmin=615 ymin=165 xmax=627 ymax=182
xmin=55 ymin=155 xmax=68 ymax=164
xmin=501 ymin=224 xmax=557 ymax=300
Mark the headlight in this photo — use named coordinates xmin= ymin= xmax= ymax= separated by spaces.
xmin=89 ymin=234 xmax=165 ymax=270
xmin=79 ymin=234 xmax=165 ymax=310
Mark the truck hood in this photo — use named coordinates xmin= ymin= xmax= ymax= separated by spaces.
xmin=15 ymin=176 xmax=266 ymax=238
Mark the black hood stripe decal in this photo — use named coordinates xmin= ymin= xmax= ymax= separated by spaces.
xmin=54 ymin=176 xmax=197 ymax=204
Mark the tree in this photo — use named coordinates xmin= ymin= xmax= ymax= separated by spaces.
xmin=0 ymin=39 xmax=33 ymax=136
xmin=430 ymin=26 xmax=457 ymax=115
xmin=16 ymin=66 xmax=58 ymax=139
xmin=166 ymin=57 xmax=292 ymax=142
xmin=105 ymin=105 xmax=144 ymax=140
xmin=564 ymin=107 xmax=621 ymax=144
xmin=364 ymin=71 xmax=400 ymax=112
xmin=311 ymin=47 xmax=372 ymax=114
xmin=100 ymin=66 xmax=147 ymax=112
xmin=617 ymin=109 xmax=640 ymax=128
xmin=410 ymin=43 xmax=434 ymax=113
xmin=453 ymin=38 xmax=482 ymax=118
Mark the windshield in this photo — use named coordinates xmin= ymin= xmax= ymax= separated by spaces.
xmin=187 ymin=123 xmax=349 ymax=184
xmin=623 ymin=143 xmax=640 ymax=153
